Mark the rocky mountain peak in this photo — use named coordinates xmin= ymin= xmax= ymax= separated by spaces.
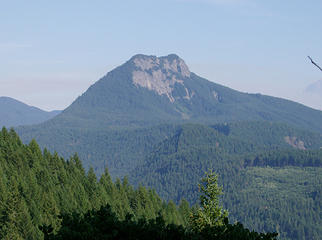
xmin=130 ymin=54 xmax=192 ymax=102
xmin=130 ymin=54 xmax=190 ymax=77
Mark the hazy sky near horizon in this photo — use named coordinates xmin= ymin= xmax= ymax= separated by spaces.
xmin=1 ymin=0 xmax=322 ymax=111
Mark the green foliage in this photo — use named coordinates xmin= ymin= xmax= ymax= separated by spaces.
xmin=243 ymin=149 xmax=322 ymax=167
xmin=17 ymin=121 xmax=322 ymax=179
xmin=18 ymin=124 xmax=180 ymax=177
xmin=224 ymin=167 xmax=322 ymax=240
xmin=0 ymin=128 xmax=188 ymax=239
xmin=129 ymin=124 xmax=322 ymax=240
xmin=14 ymin=114 xmax=322 ymax=240
xmin=190 ymin=170 xmax=228 ymax=231
xmin=0 ymin=128 xmax=277 ymax=240
xmin=42 ymin=204 xmax=277 ymax=240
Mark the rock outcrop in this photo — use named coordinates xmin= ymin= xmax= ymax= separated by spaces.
xmin=131 ymin=54 xmax=192 ymax=102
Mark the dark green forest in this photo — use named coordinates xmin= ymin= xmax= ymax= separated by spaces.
xmin=0 ymin=128 xmax=278 ymax=239
xmin=0 ymin=127 xmax=186 ymax=239
xmin=17 ymin=121 xmax=322 ymax=177
xmin=129 ymin=124 xmax=322 ymax=240
xmin=15 ymin=122 xmax=322 ymax=239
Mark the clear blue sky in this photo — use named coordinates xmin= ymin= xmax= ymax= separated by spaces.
xmin=1 ymin=0 xmax=322 ymax=110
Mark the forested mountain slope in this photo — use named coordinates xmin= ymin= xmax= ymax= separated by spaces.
xmin=17 ymin=121 xmax=322 ymax=239
xmin=0 ymin=128 xmax=189 ymax=239
xmin=17 ymin=120 xmax=322 ymax=178
xmin=0 ymin=128 xmax=277 ymax=240
xmin=129 ymin=124 xmax=322 ymax=240
xmin=0 ymin=96 xmax=60 ymax=127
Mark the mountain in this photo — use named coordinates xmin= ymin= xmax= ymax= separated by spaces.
xmin=23 ymin=54 xmax=322 ymax=131
xmin=0 ymin=96 xmax=61 ymax=127
xmin=16 ymin=54 xmax=322 ymax=174
xmin=15 ymin=54 xmax=322 ymax=239
xmin=129 ymin=122 xmax=322 ymax=203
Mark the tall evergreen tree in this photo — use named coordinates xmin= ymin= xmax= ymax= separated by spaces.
xmin=190 ymin=170 xmax=228 ymax=231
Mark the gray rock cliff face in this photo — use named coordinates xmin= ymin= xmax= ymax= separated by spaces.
xmin=131 ymin=54 xmax=194 ymax=102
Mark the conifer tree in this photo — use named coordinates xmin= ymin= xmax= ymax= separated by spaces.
xmin=190 ymin=169 xmax=228 ymax=231
xmin=1 ymin=176 xmax=41 ymax=239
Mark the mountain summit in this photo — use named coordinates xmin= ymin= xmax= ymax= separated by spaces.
xmin=18 ymin=54 xmax=322 ymax=132
xmin=130 ymin=54 xmax=191 ymax=102
xmin=50 ymin=53 xmax=322 ymax=131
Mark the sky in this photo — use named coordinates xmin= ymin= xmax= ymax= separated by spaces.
xmin=1 ymin=0 xmax=322 ymax=111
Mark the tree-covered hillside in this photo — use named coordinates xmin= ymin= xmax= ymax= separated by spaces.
xmin=16 ymin=54 xmax=322 ymax=173
xmin=18 ymin=124 xmax=180 ymax=177
xmin=17 ymin=121 xmax=322 ymax=178
xmin=0 ymin=128 xmax=277 ymax=240
xmin=0 ymin=97 xmax=60 ymax=128
xmin=224 ymin=167 xmax=321 ymax=240
xmin=129 ymin=124 xmax=322 ymax=240
xmin=0 ymin=128 xmax=188 ymax=239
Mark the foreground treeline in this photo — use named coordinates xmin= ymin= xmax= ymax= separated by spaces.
xmin=42 ymin=171 xmax=277 ymax=240
xmin=42 ymin=204 xmax=277 ymax=240
xmin=0 ymin=128 xmax=187 ymax=239
xmin=0 ymin=128 xmax=277 ymax=239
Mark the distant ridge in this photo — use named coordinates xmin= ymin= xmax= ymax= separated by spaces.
xmin=0 ymin=96 xmax=61 ymax=127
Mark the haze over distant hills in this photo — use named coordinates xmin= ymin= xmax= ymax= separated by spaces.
xmin=0 ymin=96 xmax=61 ymax=128
xmin=296 ymin=79 xmax=322 ymax=111
xmin=305 ymin=79 xmax=322 ymax=95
